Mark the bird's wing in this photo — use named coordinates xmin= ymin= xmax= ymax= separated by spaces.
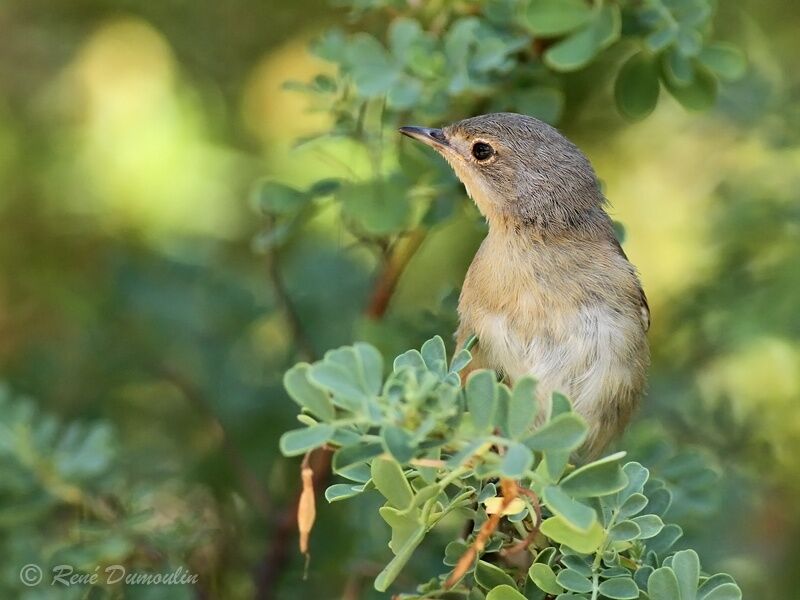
xmin=611 ymin=237 xmax=650 ymax=332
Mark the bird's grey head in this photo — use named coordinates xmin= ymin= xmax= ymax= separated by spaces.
xmin=400 ymin=112 xmax=606 ymax=233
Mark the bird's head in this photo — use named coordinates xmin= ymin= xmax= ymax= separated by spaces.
xmin=400 ymin=112 xmax=605 ymax=233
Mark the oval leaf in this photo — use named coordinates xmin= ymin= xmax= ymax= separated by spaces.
xmin=284 ymin=364 xmax=334 ymax=421
xmin=524 ymin=412 xmax=587 ymax=452
xmin=508 ymin=376 xmax=538 ymax=439
xmin=559 ymin=451 xmax=628 ymax=497
xmin=615 ymin=52 xmax=660 ymax=121
xmin=540 ymin=515 xmax=604 ymax=553
xmin=371 ymin=457 xmax=413 ymax=509
xmin=475 ymin=560 xmax=516 ymax=590
xmin=556 ymin=568 xmax=593 ymax=593
xmin=672 ymin=549 xmax=700 ymax=600
xmin=598 ymin=577 xmax=640 ymax=600
xmin=486 ymin=585 xmax=527 ymax=600
xmin=543 ymin=485 xmax=597 ymax=532
xmin=648 ymin=567 xmax=681 ymax=600
xmin=466 ymin=370 xmax=498 ymax=432
xmin=529 ymin=563 xmax=563 ymax=595
xmin=279 ymin=424 xmax=334 ymax=457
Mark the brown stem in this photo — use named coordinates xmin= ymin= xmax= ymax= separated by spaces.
xmin=266 ymin=245 xmax=316 ymax=362
xmin=365 ymin=229 xmax=427 ymax=319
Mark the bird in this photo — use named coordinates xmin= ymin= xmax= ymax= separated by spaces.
xmin=399 ymin=112 xmax=650 ymax=456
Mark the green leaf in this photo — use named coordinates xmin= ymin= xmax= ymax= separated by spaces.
xmin=524 ymin=413 xmax=587 ymax=452
xmin=256 ymin=180 xmax=308 ymax=215
xmin=394 ymin=349 xmax=426 ymax=371
xmin=543 ymin=485 xmax=596 ymax=532
xmin=478 ymin=482 xmax=497 ymax=503
xmin=672 ymin=550 xmax=700 ymax=600
xmin=529 ymin=563 xmax=563 ymax=595
xmin=662 ymin=49 xmax=695 ymax=87
xmin=559 ymin=451 xmax=627 ymax=497
xmin=542 ymin=449 xmax=571 ymax=481
xmin=499 ymin=442 xmax=534 ymax=478
xmin=371 ymin=457 xmax=413 ymax=509
xmin=598 ymin=577 xmax=640 ymax=600
xmin=444 ymin=540 xmax=468 ymax=566
xmin=550 ymin=392 xmax=572 ymax=417
xmin=309 ymin=361 xmax=367 ymax=411
xmin=556 ymin=568 xmax=593 ymax=593
xmin=421 ymin=335 xmax=448 ymax=376
xmin=475 ymin=560 xmax=516 ymax=590
xmin=615 ymin=52 xmax=660 ymax=121
xmin=698 ymin=574 xmax=738 ymax=600
xmin=325 ymin=483 xmax=363 ymax=503
xmin=618 ymin=493 xmax=649 ymax=519
xmin=510 ymin=86 xmax=564 ymax=124
xmin=663 ymin=65 xmax=718 ymax=111
xmin=702 ymin=583 xmax=742 ymax=600
xmin=346 ymin=33 xmax=401 ymax=96
xmin=562 ymin=555 xmax=592 ymax=577
xmin=609 ymin=520 xmax=641 ymax=542
xmin=284 ymin=364 xmax=335 ymax=421
xmin=540 ymin=515 xmax=604 ymax=553
xmin=382 ymin=425 xmax=415 ymax=464
xmin=379 ymin=505 xmax=422 ymax=554
xmin=338 ymin=178 xmax=412 ymax=236
xmin=698 ymin=43 xmax=746 ymax=81
xmin=646 ymin=523 xmax=683 ymax=555
xmin=676 ymin=29 xmax=702 ymax=57
xmin=544 ymin=5 xmax=620 ymax=72
xmin=354 ymin=342 xmax=384 ymax=395
xmin=620 ymin=462 xmax=650 ymax=500
xmin=486 ymin=585 xmax=527 ymax=600
xmin=335 ymin=462 xmax=371 ymax=483
xmin=333 ymin=442 xmax=383 ymax=473
xmin=388 ymin=17 xmax=424 ymax=63
xmin=648 ymin=567 xmax=680 ymax=600
xmin=508 ymin=376 xmax=538 ymax=439
xmin=466 ymin=370 xmax=498 ymax=433
xmin=635 ymin=566 xmax=654 ymax=591
xmin=646 ymin=486 xmax=672 ymax=516
xmin=279 ymin=424 xmax=334 ymax=456
xmin=631 ymin=514 xmax=664 ymax=539
xmin=646 ymin=27 xmax=677 ymax=52
xmin=307 ymin=178 xmax=340 ymax=197
xmin=525 ymin=0 xmax=593 ymax=36
xmin=374 ymin=523 xmax=426 ymax=591
xmin=450 ymin=349 xmax=472 ymax=373
xmin=494 ymin=384 xmax=511 ymax=436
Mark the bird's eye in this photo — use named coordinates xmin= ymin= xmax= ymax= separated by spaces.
xmin=471 ymin=142 xmax=494 ymax=162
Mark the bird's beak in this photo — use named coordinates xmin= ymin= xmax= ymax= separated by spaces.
xmin=398 ymin=126 xmax=450 ymax=151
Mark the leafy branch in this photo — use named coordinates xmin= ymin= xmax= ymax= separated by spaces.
xmin=278 ymin=337 xmax=743 ymax=599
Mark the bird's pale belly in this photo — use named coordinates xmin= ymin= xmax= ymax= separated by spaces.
xmin=470 ymin=303 xmax=643 ymax=451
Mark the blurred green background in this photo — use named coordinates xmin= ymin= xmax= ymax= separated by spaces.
xmin=0 ymin=0 xmax=798 ymax=598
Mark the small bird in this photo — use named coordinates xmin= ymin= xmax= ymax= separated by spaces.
xmin=400 ymin=113 xmax=649 ymax=455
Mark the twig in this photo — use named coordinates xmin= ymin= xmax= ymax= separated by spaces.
xmin=265 ymin=236 xmax=316 ymax=362
xmin=366 ymin=229 xmax=427 ymax=319
xmin=445 ymin=478 xmax=518 ymax=589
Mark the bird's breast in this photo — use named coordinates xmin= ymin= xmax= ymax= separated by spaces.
xmin=458 ymin=237 xmax=648 ymax=430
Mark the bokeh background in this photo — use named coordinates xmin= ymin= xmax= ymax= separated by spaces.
xmin=0 ymin=0 xmax=798 ymax=598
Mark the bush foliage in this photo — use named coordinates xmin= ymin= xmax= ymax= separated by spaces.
xmin=279 ymin=338 xmax=742 ymax=598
